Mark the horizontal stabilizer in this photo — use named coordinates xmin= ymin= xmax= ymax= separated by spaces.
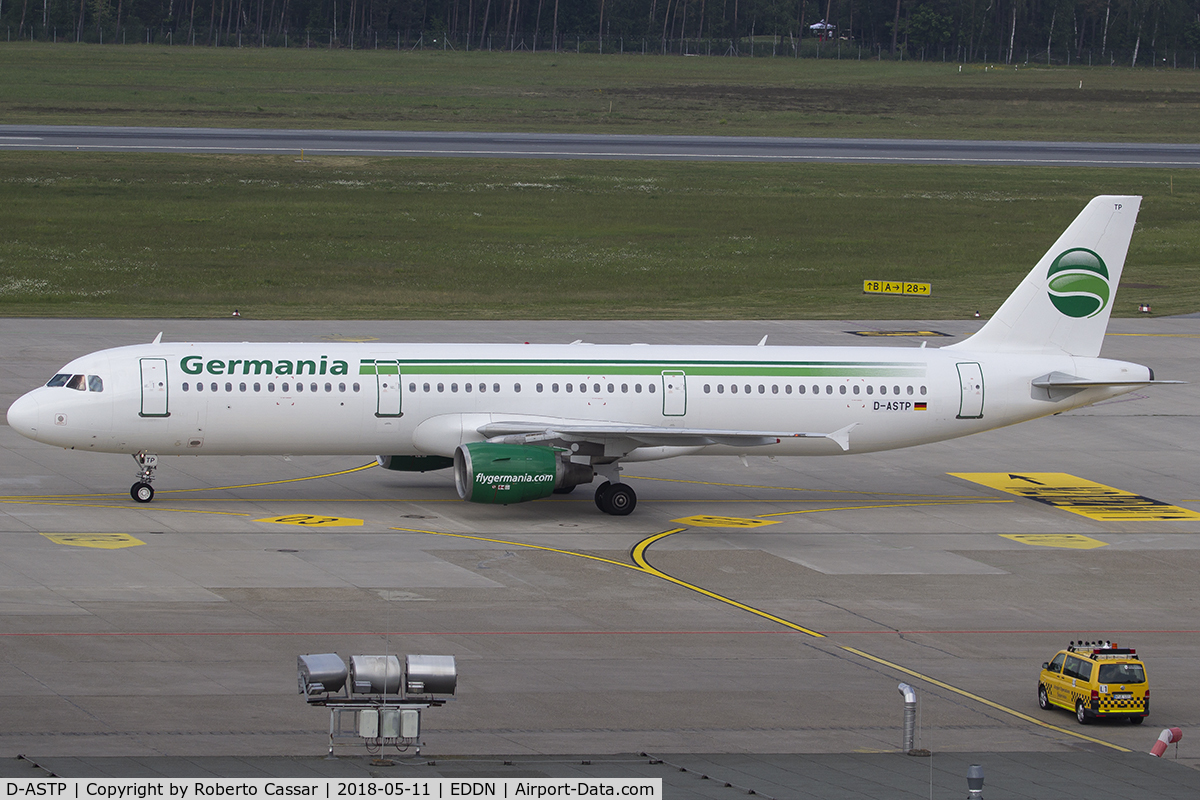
xmin=1031 ymin=371 xmax=1186 ymax=389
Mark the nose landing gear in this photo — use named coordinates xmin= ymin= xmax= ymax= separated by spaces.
xmin=131 ymin=452 xmax=158 ymax=503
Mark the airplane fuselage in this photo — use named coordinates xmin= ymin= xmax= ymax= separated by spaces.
xmin=8 ymin=340 xmax=1149 ymax=460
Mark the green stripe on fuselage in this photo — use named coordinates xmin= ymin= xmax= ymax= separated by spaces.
xmin=357 ymin=358 xmax=925 ymax=378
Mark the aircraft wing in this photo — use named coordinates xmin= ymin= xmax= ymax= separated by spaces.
xmin=477 ymin=420 xmax=857 ymax=452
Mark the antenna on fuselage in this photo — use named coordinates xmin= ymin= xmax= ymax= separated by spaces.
xmin=757 ymin=335 xmax=768 ymax=346
xmin=151 ymin=332 xmax=163 ymax=345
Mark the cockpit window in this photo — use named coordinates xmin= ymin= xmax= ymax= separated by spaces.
xmin=87 ymin=375 xmax=104 ymax=392
xmin=47 ymin=374 xmax=71 ymax=387
xmin=65 ymin=374 xmax=87 ymax=391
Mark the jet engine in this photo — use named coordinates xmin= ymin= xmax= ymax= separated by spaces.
xmin=454 ymin=442 xmax=593 ymax=504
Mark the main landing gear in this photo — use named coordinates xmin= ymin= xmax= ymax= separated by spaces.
xmin=131 ymin=452 xmax=158 ymax=503
xmin=594 ymin=481 xmax=636 ymax=516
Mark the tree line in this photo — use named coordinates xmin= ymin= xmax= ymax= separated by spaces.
xmin=5 ymin=0 xmax=1200 ymax=65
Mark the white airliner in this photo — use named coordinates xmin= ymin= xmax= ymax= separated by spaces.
xmin=6 ymin=196 xmax=1175 ymax=515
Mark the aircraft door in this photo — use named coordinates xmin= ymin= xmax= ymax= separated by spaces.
xmin=374 ymin=360 xmax=403 ymax=417
xmin=139 ymin=358 xmax=170 ymax=417
xmin=661 ymin=370 xmax=686 ymax=416
xmin=956 ymin=362 xmax=984 ymax=419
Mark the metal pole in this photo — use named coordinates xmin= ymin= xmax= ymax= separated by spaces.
xmin=898 ymin=682 xmax=917 ymax=752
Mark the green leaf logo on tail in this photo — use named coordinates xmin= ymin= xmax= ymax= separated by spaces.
xmin=1047 ymin=248 xmax=1110 ymax=318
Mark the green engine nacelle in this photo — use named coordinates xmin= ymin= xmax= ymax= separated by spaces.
xmin=454 ymin=442 xmax=592 ymax=505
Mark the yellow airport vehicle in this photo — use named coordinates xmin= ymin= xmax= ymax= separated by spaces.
xmin=1038 ymin=641 xmax=1149 ymax=725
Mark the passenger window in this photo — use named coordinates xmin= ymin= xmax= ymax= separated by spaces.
xmin=607 ymin=383 xmax=614 ymax=393
xmin=635 ymin=384 xmax=642 ymax=393
xmin=852 ymin=385 xmax=860 ymax=395
xmin=649 ymin=384 xmax=656 ymax=393
xmin=621 ymin=384 xmax=628 ymax=393
xmin=552 ymin=383 xmax=559 ymax=392
xmin=353 ymin=383 xmax=361 ymax=392
xmin=478 ymin=383 xmax=486 ymax=393
xmin=47 ymin=374 xmax=71 ymax=387
xmin=515 ymin=383 xmax=522 ymax=393
xmin=536 ymin=383 xmax=544 ymax=393
xmin=282 ymin=382 xmax=290 ymax=392
xmin=798 ymin=385 xmax=805 ymax=394
xmin=730 ymin=384 xmax=738 ymax=394
xmin=268 ymin=382 xmax=276 ymax=392
xmin=409 ymin=383 xmax=417 ymax=393
xmin=225 ymin=383 xmax=233 ymax=392
xmin=451 ymin=383 xmax=459 ymax=393
xmin=772 ymin=385 xmax=778 ymax=394
xmin=825 ymin=385 xmax=833 ymax=394
xmin=197 ymin=382 xmax=205 ymax=392
xmin=210 ymin=383 xmax=218 ymax=392
xmin=337 ymin=383 xmax=345 ymax=392
xmin=907 ymin=385 xmax=914 ymax=395
xmin=920 ymin=385 xmax=927 ymax=395
xmin=310 ymin=383 xmax=317 ymax=393
xmin=239 ymin=383 xmax=247 ymax=392
xmin=566 ymin=383 xmax=573 ymax=393
xmin=255 ymin=383 xmax=262 ymax=392
xmin=593 ymin=383 xmax=600 ymax=394
xmin=839 ymin=385 xmax=846 ymax=395
xmin=324 ymin=383 xmax=332 ymax=393
xmin=182 ymin=382 xmax=190 ymax=392
xmin=494 ymin=383 xmax=501 ymax=393
xmin=296 ymin=382 xmax=304 ymax=392
xmin=704 ymin=384 xmax=711 ymax=394
xmin=717 ymin=384 xmax=724 ymax=394
xmin=66 ymin=374 xmax=86 ymax=391
xmin=785 ymin=385 xmax=792 ymax=394
xmin=88 ymin=375 xmax=104 ymax=392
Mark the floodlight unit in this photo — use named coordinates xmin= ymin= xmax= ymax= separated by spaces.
xmin=297 ymin=652 xmax=457 ymax=757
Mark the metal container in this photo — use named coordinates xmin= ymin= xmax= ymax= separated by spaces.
xmin=297 ymin=653 xmax=347 ymax=696
xmin=349 ymin=654 xmax=402 ymax=695
xmin=405 ymin=654 xmax=457 ymax=696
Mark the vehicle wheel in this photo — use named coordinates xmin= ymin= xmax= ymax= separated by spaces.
xmin=605 ymin=484 xmax=637 ymax=516
xmin=1038 ymin=686 xmax=1050 ymax=710
xmin=1076 ymin=701 xmax=1091 ymax=725
xmin=131 ymin=482 xmax=154 ymax=503
xmin=594 ymin=482 xmax=613 ymax=513
xmin=1130 ymin=715 xmax=1145 ymax=725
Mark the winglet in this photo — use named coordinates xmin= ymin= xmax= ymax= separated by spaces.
xmin=826 ymin=423 xmax=858 ymax=452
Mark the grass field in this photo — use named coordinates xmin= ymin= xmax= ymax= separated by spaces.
xmin=3 ymin=45 xmax=1200 ymax=141
xmin=2 ymin=152 xmax=1196 ymax=319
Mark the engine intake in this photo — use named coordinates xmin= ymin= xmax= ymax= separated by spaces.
xmin=454 ymin=442 xmax=593 ymax=504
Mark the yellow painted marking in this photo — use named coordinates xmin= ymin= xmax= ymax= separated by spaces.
xmin=256 ymin=514 xmax=364 ymax=527
xmin=0 ymin=499 xmax=250 ymax=517
xmin=390 ymin=528 xmax=637 ymax=570
xmin=0 ymin=463 xmax=378 ymax=502
xmin=848 ymin=330 xmax=948 ymax=337
xmin=1109 ymin=333 xmax=1200 ymax=338
xmin=757 ymin=499 xmax=1010 ymax=518
xmin=629 ymin=475 xmax=983 ymax=499
xmin=839 ymin=646 xmax=1130 ymax=752
xmin=41 ymin=533 xmax=145 ymax=549
xmin=672 ymin=515 xmax=779 ymax=528
xmin=951 ymin=472 xmax=1200 ymax=521
xmin=397 ymin=524 xmax=1125 ymax=751
xmin=320 ymin=335 xmax=380 ymax=342
xmin=630 ymin=530 xmax=825 ymax=637
xmin=1001 ymin=533 xmax=1108 ymax=550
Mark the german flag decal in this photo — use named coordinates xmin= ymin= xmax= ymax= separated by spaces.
xmin=914 ymin=402 xmax=928 ymax=411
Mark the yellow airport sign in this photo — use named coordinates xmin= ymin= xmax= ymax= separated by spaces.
xmin=41 ymin=533 xmax=145 ymax=549
xmin=863 ymin=280 xmax=931 ymax=296
xmin=951 ymin=473 xmax=1200 ymax=521
xmin=1000 ymin=534 xmax=1109 ymax=550
xmin=255 ymin=514 xmax=364 ymax=527
xmin=672 ymin=515 xmax=780 ymax=528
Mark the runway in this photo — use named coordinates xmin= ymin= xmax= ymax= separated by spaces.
xmin=2 ymin=317 xmax=1199 ymax=780
xmin=3 ymin=125 xmax=1200 ymax=166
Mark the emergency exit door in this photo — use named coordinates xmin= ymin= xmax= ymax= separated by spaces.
xmin=139 ymin=358 xmax=170 ymax=417
xmin=374 ymin=360 xmax=403 ymax=417
xmin=661 ymin=370 xmax=687 ymax=416
xmin=956 ymin=362 xmax=984 ymax=419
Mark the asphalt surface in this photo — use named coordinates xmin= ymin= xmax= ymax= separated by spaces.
xmin=3 ymin=125 xmax=1200 ymax=166
xmin=2 ymin=318 xmax=1199 ymax=793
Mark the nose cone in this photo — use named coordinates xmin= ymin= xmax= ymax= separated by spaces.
xmin=6 ymin=391 xmax=42 ymax=440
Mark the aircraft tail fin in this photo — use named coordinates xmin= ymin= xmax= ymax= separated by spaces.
xmin=947 ymin=196 xmax=1141 ymax=358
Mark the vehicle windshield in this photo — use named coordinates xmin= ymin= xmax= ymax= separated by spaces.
xmin=1098 ymin=663 xmax=1146 ymax=684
